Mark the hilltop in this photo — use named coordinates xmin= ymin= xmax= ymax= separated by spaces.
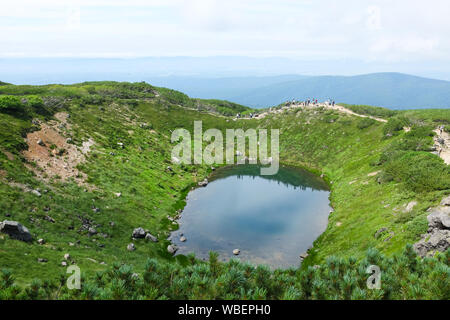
xmin=0 ymin=81 xmax=449 ymax=299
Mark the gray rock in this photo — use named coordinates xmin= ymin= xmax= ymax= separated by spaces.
xmin=132 ymin=227 xmax=146 ymax=239
xmin=127 ymin=243 xmax=136 ymax=251
xmin=37 ymin=139 xmax=45 ymax=146
xmin=427 ymin=206 xmax=450 ymax=229
xmin=44 ymin=215 xmax=55 ymax=223
xmin=180 ymin=236 xmax=186 ymax=242
xmin=198 ymin=179 xmax=208 ymax=187
xmin=374 ymin=227 xmax=388 ymax=239
xmin=88 ymin=227 xmax=97 ymax=236
xmin=37 ymin=238 xmax=45 ymax=245
xmin=31 ymin=190 xmax=42 ymax=197
xmin=0 ymin=220 xmax=32 ymax=242
xmin=167 ymin=244 xmax=177 ymax=254
xmin=145 ymin=232 xmax=158 ymax=242
xmin=404 ymin=201 xmax=417 ymax=213
xmin=299 ymin=252 xmax=309 ymax=259
xmin=414 ymin=196 xmax=450 ymax=257
xmin=414 ymin=229 xmax=450 ymax=257
xmin=440 ymin=195 xmax=450 ymax=206
xmin=37 ymin=258 xmax=48 ymax=263
xmin=232 ymin=249 xmax=240 ymax=255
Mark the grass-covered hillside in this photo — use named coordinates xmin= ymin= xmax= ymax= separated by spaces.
xmin=0 ymin=81 xmax=449 ymax=299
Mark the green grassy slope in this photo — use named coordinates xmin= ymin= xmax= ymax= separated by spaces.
xmin=0 ymin=82 xmax=449 ymax=298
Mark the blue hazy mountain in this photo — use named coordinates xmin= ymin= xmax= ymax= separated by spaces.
xmin=1 ymin=56 xmax=449 ymax=109
xmin=224 ymin=73 xmax=450 ymax=109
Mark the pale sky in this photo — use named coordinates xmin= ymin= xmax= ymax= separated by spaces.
xmin=1 ymin=0 xmax=450 ymax=63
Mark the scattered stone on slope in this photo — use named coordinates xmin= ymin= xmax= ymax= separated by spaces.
xmin=127 ymin=243 xmax=136 ymax=251
xmin=374 ymin=227 xmax=388 ymax=239
xmin=0 ymin=220 xmax=32 ymax=242
xmin=404 ymin=201 xmax=418 ymax=213
xmin=198 ymin=178 xmax=208 ymax=187
xmin=132 ymin=227 xmax=146 ymax=239
xmin=31 ymin=189 xmax=42 ymax=197
xmin=167 ymin=244 xmax=177 ymax=254
xmin=88 ymin=227 xmax=97 ymax=236
xmin=145 ymin=233 xmax=158 ymax=242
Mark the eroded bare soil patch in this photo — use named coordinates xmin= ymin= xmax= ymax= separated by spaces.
xmin=22 ymin=112 xmax=94 ymax=185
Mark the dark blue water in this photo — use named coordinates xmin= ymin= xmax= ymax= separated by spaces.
xmin=169 ymin=165 xmax=331 ymax=269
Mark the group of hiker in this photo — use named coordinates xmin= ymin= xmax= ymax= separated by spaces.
xmin=285 ymin=98 xmax=335 ymax=107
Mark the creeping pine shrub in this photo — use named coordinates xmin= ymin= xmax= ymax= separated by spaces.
xmin=357 ymin=118 xmax=376 ymax=129
xmin=0 ymin=95 xmax=23 ymax=112
xmin=383 ymin=116 xmax=411 ymax=137
xmin=382 ymin=151 xmax=450 ymax=192
xmin=2 ymin=247 xmax=449 ymax=300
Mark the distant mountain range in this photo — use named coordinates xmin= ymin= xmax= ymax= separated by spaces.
xmin=1 ymin=56 xmax=450 ymax=109
xmin=146 ymin=73 xmax=450 ymax=109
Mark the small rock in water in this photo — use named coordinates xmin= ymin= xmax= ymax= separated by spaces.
xmin=127 ymin=243 xmax=136 ymax=251
xmin=233 ymin=249 xmax=240 ymax=255
xmin=180 ymin=236 xmax=186 ymax=242
xmin=300 ymin=252 xmax=309 ymax=260
xmin=198 ymin=179 xmax=208 ymax=187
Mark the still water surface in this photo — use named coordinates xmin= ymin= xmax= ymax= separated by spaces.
xmin=169 ymin=165 xmax=331 ymax=268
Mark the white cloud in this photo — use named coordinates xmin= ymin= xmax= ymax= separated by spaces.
xmin=0 ymin=0 xmax=449 ymax=65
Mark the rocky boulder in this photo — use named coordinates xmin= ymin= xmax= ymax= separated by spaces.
xmin=132 ymin=227 xmax=146 ymax=239
xmin=440 ymin=195 xmax=450 ymax=206
xmin=414 ymin=195 xmax=450 ymax=257
xmin=0 ymin=220 xmax=32 ymax=242
xmin=427 ymin=206 xmax=450 ymax=229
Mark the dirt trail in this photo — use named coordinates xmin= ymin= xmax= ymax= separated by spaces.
xmin=433 ymin=128 xmax=450 ymax=165
xmin=327 ymin=104 xmax=387 ymax=123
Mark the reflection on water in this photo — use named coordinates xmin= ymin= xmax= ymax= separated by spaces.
xmin=169 ymin=165 xmax=331 ymax=269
